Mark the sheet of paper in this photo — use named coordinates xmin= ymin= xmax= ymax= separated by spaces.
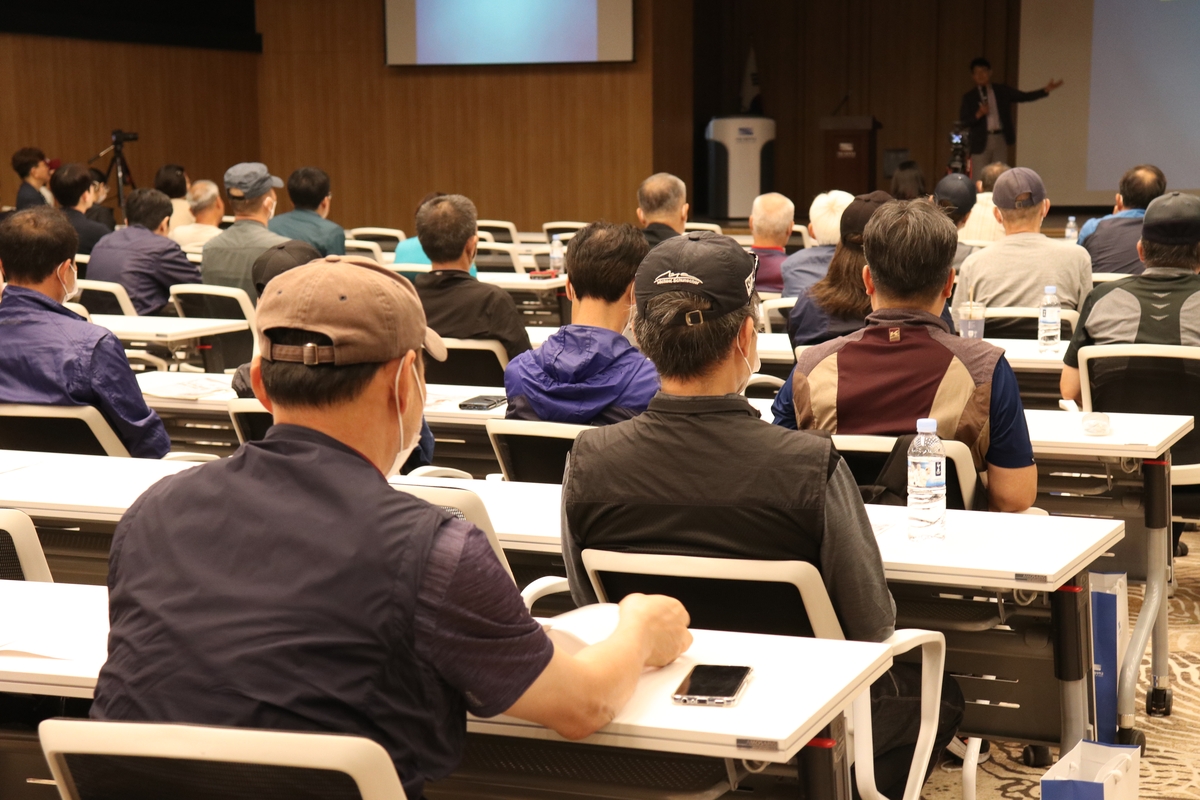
xmin=141 ymin=375 xmax=237 ymax=401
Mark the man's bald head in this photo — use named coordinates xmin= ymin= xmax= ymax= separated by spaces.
xmin=1118 ymin=165 xmax=1166 ymax=211
xmin=749 ymin=192 xmax=795 ymax=247
xmin=637 ymin=173 xmax=688 ymax=232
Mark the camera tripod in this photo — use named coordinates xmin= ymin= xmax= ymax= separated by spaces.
xmin=88 ymin=130 xmax=138 ymax=207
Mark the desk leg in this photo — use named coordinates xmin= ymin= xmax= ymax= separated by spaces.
xmin=1051 ymin=576 xmax=1091 ymax=752
xmin=1118 ymin=457 xmax=1172 ymax=740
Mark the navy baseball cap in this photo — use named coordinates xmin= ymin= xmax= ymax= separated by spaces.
xmin=934 ymin=173 xmax=977 ymax=217
xmin=1142 ymin=192 xmax=1200 ymax=246
xmin=992 ymin=167 xmax=1047 ymax=209
xmin=224 ymin=162 xmax=283 ymax=200
xmin=635 ymin=231 xmax=757 ymax=326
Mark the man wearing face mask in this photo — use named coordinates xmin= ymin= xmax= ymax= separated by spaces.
xmin=0 ymin=207 xmax=170 ymax=458
xmin=504 ymin=221 xmax=659 ymax=424
xmin=92 ymin=259 xmax=692 ymax=799
xmin=200 ymin=162 xmax=290 ymax=302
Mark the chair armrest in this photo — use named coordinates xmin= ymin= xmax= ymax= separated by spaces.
xmin=485 ymin=472 xmax=506 ymax=482
xmin=520 ymin=576 xmax=571 ymax=611
xmin=1172 ymin=464 xmax=1200 ymax=486
xmin=1059 ymin=399 xmax=1080 ymax=413
xmin=408 ymin=466 xmax=474 ymax=480
xmin=1018 ymin=506 xmax=1049 ymax=516
xmin=162 ymin=452 xmax=220 ymax=462
xmin=854 ymin=629 xmax=945 ymax=800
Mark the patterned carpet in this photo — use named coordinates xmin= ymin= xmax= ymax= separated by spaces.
xmin=924 ymin=531 xmax=1200 ymax=799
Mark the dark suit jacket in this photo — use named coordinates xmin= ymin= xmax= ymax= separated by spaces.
xmin=63 ymin=208 xmax=111 ymax=257
xmin=641 ymin=222 xmax=680 ymax=249
xmin=959 ymin=83 xmax=1048 ymax=152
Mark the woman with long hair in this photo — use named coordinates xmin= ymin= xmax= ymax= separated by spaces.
xmin=786 ymin=234 xmax=872 ymax=346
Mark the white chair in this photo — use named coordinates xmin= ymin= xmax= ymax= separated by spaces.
xmin=73 ymin=253 xmax=90 ymax=266
xmin=228 ymin=397 xmax=272 ymax=444
xmin=477 ymin=230 xmax=495 ymax=242
xmin=485 ymin=419 xmax=590 ymax=483
xmin=0 ymin=509 xmax=53 ymax=582
xmin=982 ymin=307 xmax=1079 ymax=339
xmin=391 ymin=483 xmax=513 ymax=580
xmin=171 ymin=283 xmax=258 ymax=369
xmin=792 ymin=224 xmax=814 ymax=249
xmin=425 ymin=339 xmax=509 ymax=386
xmin=760 ymin=296 xmax=798 ymax=333
xmin=63 ymin=302 xmax=91 ymax=321
xmin=474 ymin=242 xmax=527 ymax=274
xmin=181 ymin=243 xmax=205 ymax=254
xmin=219 ymin=215 xmax=236 ymax=229
xmin=0 ymin=404 xmax=130 ymax=457
xmin=579 ymin=550 xmax=950 ymax=800
xmin=523 ymin=244 xmax=552 ymax=271
xmin=832 ymin=434 xmax=979 ymax=511
xmin=684 ymin=222 xmax=723 ymax=234
xmin=1091 ymin=273 xmax=1128 ymax=283
xmin=39 ymin=719 xmax=408 ymax=800
xmin=407 ymin=466 xmax=475 ymax=480
xmin=348 ymin=227 xmax=406 ymax=250
xmin=344 ymin=239 xmax=386 ymax=264
xmin=542 ymin=221 xmax=587 ymax=242
xmin=76 ymin=279 xmax=137 ymax=316
xmin=186 ymin=252 xmax=203 ymax=265
xmin=478 ymin=219 xmax=520 ymax=244
xmin=745 ymin=373 xmax=785 ymax=400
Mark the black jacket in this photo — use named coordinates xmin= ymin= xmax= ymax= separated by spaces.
xmin=63 ymin=208 xmax=111 ymax=257
xmin=413 ymin=269 xmax=531 ymax=360
xmin=641 ymin=222 xmax=680 ymax=249
xmin=959 ymin=83 xmax=1048 ymax=152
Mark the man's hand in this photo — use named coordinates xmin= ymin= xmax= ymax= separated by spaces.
xmin=618 ymin=593 xmax=692 ymax=667
xmin=976 ymin=101 xmax=990 ymax=119
xmin=1045 ymin=78 xmax=1064 ymax=92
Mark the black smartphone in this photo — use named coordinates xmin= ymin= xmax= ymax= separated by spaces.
xmin=672 ymin=665 xmax=753 ymax=706
xmin=458 ymin=395 xmax=507 ymax=411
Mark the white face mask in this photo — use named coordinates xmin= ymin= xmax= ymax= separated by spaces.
xmin=265 ymin=196 xmax=277 ymax=220
xmin=736 ymin=341 xmax=762 ymax=395
xmin=58 ymin=262 xmax=81 ymax=302
xmin=387 ymin=360 xmax=426 ymax=478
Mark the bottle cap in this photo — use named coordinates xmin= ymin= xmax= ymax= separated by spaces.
xmin=1045 ymin=285 xmax=1057 ymax=294
xmin=1068 ymin=216 xmax=1076 ymax=221
xmin=916 ymin=418 xmax=938 ymax=434
xmin=552 ymin=234 xmax=561 ymax=242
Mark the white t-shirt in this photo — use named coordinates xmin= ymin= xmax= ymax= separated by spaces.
xmin=169 ymin=223 xmax=222 ymax=248
xmin=168 ymin=197 xmax=195 ymax=232
xmin=958 ymin=192 xmax=1006 ymax=243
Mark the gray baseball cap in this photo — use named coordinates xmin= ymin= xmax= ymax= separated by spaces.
xmin=1142 ymin=192 xmax=1200 ymax=246
xmin=223 ymin=162 xmax=283 ymax=200
xmin=992 ymin=167 xmax=1047 ymax=210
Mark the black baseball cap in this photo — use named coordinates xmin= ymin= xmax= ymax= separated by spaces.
xmin=635 ymin=231 xmax=757 ymax=326
xmin=934 ymin=173 xmax=977 ymax=217
xmin=992 ymin=167 xmax=1047 ymax=209
xmin=840 ymin=191 xmax=894 ymax=241
xmin=1142 ymin=192 xmax=1200 ymax=246
xmin=252 ymin=240 xmax=322 ymax=294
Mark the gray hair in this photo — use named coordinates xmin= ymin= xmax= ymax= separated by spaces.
xmin=862 ymin=200 xmax=957 ymax=302
xmin=634 ymin=291 xmax=760 ymax=380
xmin=808 ymin=190 xmax=854 ymax=246
xmin=415 ymin=194 xmax=478 ymax=263
xmin=638 ymin=173 xmax=686 ymax=218
xmin=750 ymin=193 xmax=796 ymax=242
xmin=1141 ymin=239 xmax=1200 ymax=272
xmin=187 ymin=180 xmax=220 ymax=214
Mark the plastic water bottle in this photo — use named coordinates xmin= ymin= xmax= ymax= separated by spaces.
xmin=1039 ymin=285 xmax=1060 ymax=352
xmin=1064 ymin=215 xmax=1078 ymax=241
xmin=908 ymin=418 xmax=947 ymax=541
xmin=549 ymin=234 xmax=565 ymax=273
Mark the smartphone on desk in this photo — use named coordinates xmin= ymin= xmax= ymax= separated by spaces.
xmin=672 ymin=665 xmax=753 ymax=706
xmin=458 ymin=395 xmax=507 ymax=411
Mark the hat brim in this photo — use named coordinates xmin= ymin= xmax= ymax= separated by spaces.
xmin=424 ymin=328 xmax=447 ymax=362
xmin=269 ymin=175 xmax=283 ymax=188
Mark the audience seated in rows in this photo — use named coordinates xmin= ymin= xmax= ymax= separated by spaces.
xmin=169 ymin=180 xmax=225 ymax=248
xmin=889 ymin=160 xmax=927 ymax=200
xmin=154 ymin=164 xmax=194 ymax=232
xmin=1078 ymin=164 xmax=1166 ymax=275
xmin=391 ymin=191 xmax=442 ymax=267
xmin=747 ymin=192 xmax=795 ymax=293
xmin=269 ymin=166 xmax=346 ymax=256
xmin=933 ymin=172 xmax=980 ymax=269
xmin=780 ymin=190 xmax=853 ymax=297
xmin=50 ymin=162 xmax=109 ymax=257
xmin=0 ymin=207 xmax=170 ymax=457
xmin=505 ymin=222 xmax=658 ymax=424
xmin=91 ymin=257 xmax=691 ymax=799
xmin=786 ymin=191 xmax=893 ymax=347
xmin=636 ymin=172 xmax=687 ymax=248
xmin=779 ymin=200 xmax=1037 ymax=513
xmin=413 ymin=194 xmax=531 ymax=360
xmin=11 ymin=147 xmax=49 ymax=210
xmin=202 ymin=162 xmax=289 ymax=303
xmin=85 ymin=168 xmax=117 ymax=231
xmin=561 ymin=231 xmax=963 ymax=800
xmin=957 ymin=161 xmax=1009 ymax=242
xmin=88 ymin=189 xmax=202 ymax=315
xmin=952 ymin=167 xmax=1092 ymax=314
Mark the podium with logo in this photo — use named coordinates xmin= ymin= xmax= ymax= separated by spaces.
xmin=818 ymin=115 xmax=880 ymax=195
xmin=705 ymin=116 xmax=776 ymax=219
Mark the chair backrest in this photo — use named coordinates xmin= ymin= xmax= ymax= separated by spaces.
xmin=759 ymin=296 xmax=797 ymax=333
xmin=64 ymin=302 xmax=91 ymax=321
xmin=344 ymin=239 xmax=385 ymax=264
xmin=423 ymin=339 xmax=508 ymax=386
xmin=77 ymin=280 xmax=137 ymax=316
xmin=582 ymin=550 xmax=845 ymax=640
xmin=1079 ymin=344 xmax=1200 ymax=465
xmin=477 ymin=220 xmax=519 ymax=244
xmin=474 ymin=242 xmax=526 ymax=274
xmin=0 ymin=404 xmax=130 ymax=457
xmin=485 ymin=419 xmax=590 ymax=483
xmin=542 ymin=221 xmax=587 ymax=242
xmin=186 ymin=252 xmax=203 ymax=265
xmin=228 ymin=398 xmax=273 ymax=444
xmin=170 ymin=284 xmax=257 ymax=369
xmin=219 ymin=215 xmax=236 ymax=229
xmin=39 ymin=719 xmax=407 ymax=800
xmin=1091 ymin=273 xmax=1127 ymax=283
xmin=348 ymin=227 xmax=406 ymax=253
xmin=684 ymin=222 xmax=723 ymax=234
xmin=744 ymin=373 xmax=785 ymax=400
xmin=0 ymin=509 xmax=53 ymax=581
xmin=982 ymin=307 xmax=1079 ymax=339
xmin=524 ymin=244 xmax=553 ymax=270
xmin=391 ymin=484 xmax=513 ymax=580
xmin=831 ymin=434 xmax=978 ymax=510
xmin=181 ymin=243 xmax=205 ymax=254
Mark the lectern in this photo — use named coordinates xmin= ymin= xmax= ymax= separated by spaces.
xmin=818 ymin=116 xmax=880 ymax=195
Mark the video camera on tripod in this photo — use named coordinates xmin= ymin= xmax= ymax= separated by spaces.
xmin=947 ymin=124 xmax=971 ymax=176
xmin=88 ymin=129 xmax=139 ymax=206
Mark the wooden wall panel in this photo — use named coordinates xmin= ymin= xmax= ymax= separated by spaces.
xmin=0 ymin=33 xmax=259 ymax=215
xmin=255 ymin=0 xmax=664 ymax=232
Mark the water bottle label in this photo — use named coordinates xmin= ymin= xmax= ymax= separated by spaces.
xmin=908 ymin=457 xmax=946 ymax=490
xmin=1041 ymin=306 xmax=1060 ymax=324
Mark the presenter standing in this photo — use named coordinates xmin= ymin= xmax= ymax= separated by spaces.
xmin=960 ymin=57 xmax=1063 ymax=176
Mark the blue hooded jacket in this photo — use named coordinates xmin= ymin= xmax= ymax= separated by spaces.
xmin=504 ymin=325 xmax=660 ymax=426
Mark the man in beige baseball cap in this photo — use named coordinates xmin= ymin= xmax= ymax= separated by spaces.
xmin=93 ymin=255 xmax=691 ymax=798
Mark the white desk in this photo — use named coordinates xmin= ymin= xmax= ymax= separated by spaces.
xmin=92 ymin=315 xmax=248 ymax=347
xmin=0 ymin=581 xmax=890 ymax=765
xmin=1025 ymin=409 xmax=1192 ymax=459
xmin=988 ymin=338 xmax=1067 ymax=373
xmin=137 ymin=372 xmax=237 ymax=414
xmin=478 ymin=272 xmax=567 ymax=292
